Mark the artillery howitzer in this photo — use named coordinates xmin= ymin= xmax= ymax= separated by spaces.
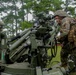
xmin=0 ymin=13 xmax=75 ymax=75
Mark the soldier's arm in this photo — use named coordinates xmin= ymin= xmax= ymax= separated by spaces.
xmin=60 ymin=21 xmax=70 ymax=37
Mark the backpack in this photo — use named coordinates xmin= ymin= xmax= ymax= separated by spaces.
xmin=68 ymin=18 xmax=76 ymax=46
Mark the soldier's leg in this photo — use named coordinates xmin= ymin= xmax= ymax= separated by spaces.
xmin=60 ymin=48 xmax=70 ymax=66
xmin=71 ymin=49 xmax=76 ymax=65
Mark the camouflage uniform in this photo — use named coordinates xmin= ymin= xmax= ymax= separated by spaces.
xmin=54 ymin=10 xmax=73 ymax=66
xmin=0 ymin=21 xmax=7 ymax=63
xmin=68 ymin=20 xmax=76 ymax=66
xmin=61 ymin=18 xmax=76 ymax=67
xmin=60 ymin=17 xmax=72 ymax=66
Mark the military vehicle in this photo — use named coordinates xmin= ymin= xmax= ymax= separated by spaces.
xmin=0 ymin=13 xmax=76 ymax=75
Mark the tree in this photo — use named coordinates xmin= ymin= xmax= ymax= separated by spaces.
xmin=0 ymin=0 xmax=69 ymax=38
xmin=20 ymin=21 xmax=33 ymax=30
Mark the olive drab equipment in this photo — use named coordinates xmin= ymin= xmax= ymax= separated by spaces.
xmin=1 ymin=13 xmax=76 ymax=75
xmin=0 ymin=14 xmax=67 ymax=75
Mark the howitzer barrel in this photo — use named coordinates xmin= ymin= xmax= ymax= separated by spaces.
xmin=9 ymin=30 xmax=31 ymax=51
xmin=9 ymin=42 xmax=30 ymax=62
xmin=9 ymin=28 xmax=31 ymax=42
xmin=20 ymin=28 xmax=31 ymax=37
xmin=9 ymin=26 xmax=40 ymax=51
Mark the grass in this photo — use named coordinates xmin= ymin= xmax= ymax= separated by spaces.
xmin=47 ymin=45 xmax=61 ymax=68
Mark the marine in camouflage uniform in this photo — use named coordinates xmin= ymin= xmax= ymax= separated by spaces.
xmin=54 ymin=10 xmax=73 ymax=67
xmin=0 ymin=21 xmax=7 ymax=63
xmin=67 ymin=18 xmax=76 ymax=69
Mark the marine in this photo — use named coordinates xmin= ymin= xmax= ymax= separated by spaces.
xmin=0 ymin=20 xmax=7 ymax=63
xmin=54 ymin=10 xmax=75 ymax=67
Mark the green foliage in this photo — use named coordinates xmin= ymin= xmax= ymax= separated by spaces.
xmin=1 ymin=0 xmax=76 ymax=37
xmin=68 ymin=7 xmax=75 ymax=17
xmin=32 ymin=0 xmax=52 ymax=14
xmin=51 ymin=0 xmax=63 ymax=11
xmin=20 ymin=21 xmax=33 ymax=30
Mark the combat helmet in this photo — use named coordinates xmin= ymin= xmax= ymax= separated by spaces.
xmin=54 ymin=10 xmax=68 ymax=17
